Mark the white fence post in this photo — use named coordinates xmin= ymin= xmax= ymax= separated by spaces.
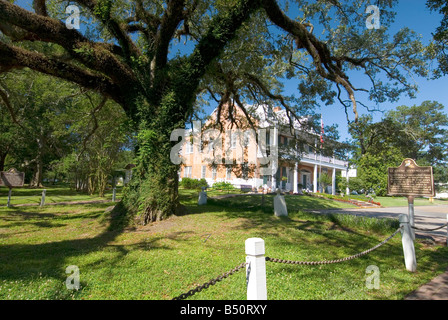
xmin=408 ymin=196 xmax=415 ymax=240
xmin=245 ymin=238 xmax=267 ymax=300
xmin=7 ymin=188 xmax=12 ymax=208
xmin=399 ymin=214 xmax=417 ymax=272
xmin=40 ymin=189 xmax=46 ymax=207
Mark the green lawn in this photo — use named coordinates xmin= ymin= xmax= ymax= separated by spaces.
xmin=206 ymin=192 xmax=357 ymax=211
xmin=0 ymin=185 xmax=122 ymax=206
xmin=374 ymin=196 xmax=448 ymax=207
xmin=0 ymin=188 xmax=447 ymax=300
xmin=307 ymin=192 xmax=448 ymax=208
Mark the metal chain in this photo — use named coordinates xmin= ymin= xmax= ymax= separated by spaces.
xmin=172 ymin=261 xmax=248 ymax=300
xmin=266 ymin=227 xmax=402 ymax=266
xmin=172 ymin=227 xmax=404 ymax=299
xmin=411 ymin=222 xmax=448 ymax=232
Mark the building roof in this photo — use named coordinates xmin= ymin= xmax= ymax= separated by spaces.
xmin=208 ymin=103 xmax=311 ymax=132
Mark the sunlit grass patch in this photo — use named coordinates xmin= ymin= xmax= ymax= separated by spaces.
xmin=0 ymin=189 xmax=447 ymax=300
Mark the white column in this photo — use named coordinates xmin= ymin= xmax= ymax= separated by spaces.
xmin=399 ymin=214 xmax=417 ymax=272
xmin=293 ymin=162 xmax=298 ymax=194
xmin=313 ymin=164 xmax=318 ymax=193
xmin=346 ymin=167 xmax=350 ymax=195
xmin=271 ymin=126 xmax=278 ymax=192
xmin=7 ymin=188 xmax=12 ymax=208
xmin=408 ymin=196 xmax=415 ymax=241
xmin=40 ymin=189 xmax=46 ymax=207
xmin=245 ymin=238 xmax=267 ymax=300
xmin=332 ymin=168 xmax=336 ymax=195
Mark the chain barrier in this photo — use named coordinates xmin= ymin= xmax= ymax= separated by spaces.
xmin=172 ymin=261 xmax=248 ymax=300
xmin=411 ymin=222 xmax=448 ymax=232
xmin=171 ymin=226 xmax=406 ymax=299
xmin=266 ymin=227 xmax=402 ymax=265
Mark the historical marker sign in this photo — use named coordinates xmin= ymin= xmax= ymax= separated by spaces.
xmin=387 ymin=159 xmax=435 ymax=197
xmin=0 ymin=168 xmax=25 ymax=188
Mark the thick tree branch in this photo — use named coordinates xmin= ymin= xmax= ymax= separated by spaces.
xmin=74 ymin=0 xmax=141 ymax=60
xmin=0 ymin=85 xmax=23 ymax=128
xmin=32 ymin=0 xmax=47 ymax=16
xmin=153 ymin=0 xmax=186 ymax=69
xmin=261 ymin=0 xmax=361 ymax=121
xmin=243 ymin=72 xmax=309 ymax=129
xmin=0 ymin=41 xmax=125 ymax=107
xmin=0 ymin=0 xmax=135 ymax=87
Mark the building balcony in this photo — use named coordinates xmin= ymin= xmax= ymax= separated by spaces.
xmin=258 ymin=148 xmax=348 ymax=170
xmin=300 ymin=152 xmax=348 ymax=169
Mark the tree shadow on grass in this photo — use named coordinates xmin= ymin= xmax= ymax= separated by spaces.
xmin=181 ymin=194 xmax=398 ymax=259
xmin=0 ymin=202 xmax=147 ymax=289
xmin=216 ymin=202 xmax=448 ymax=298
xmin=206 ymin=199 xmax=406 ymax=267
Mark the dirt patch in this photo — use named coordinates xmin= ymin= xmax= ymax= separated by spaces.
xmin=131 ymin=214 xmax=181 ymax=234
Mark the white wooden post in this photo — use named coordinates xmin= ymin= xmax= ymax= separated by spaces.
xmin=198 ymin=188 xmax=207 ymax=205
xmin=293 ymin=162 xmax=298 ymax=194
xmin=399 ymin=214 xmax=417 ymax=272
xmin=274 ymin=190 xmax=288 ymax=217
xmin=112 ymin=187 xmax=116 ymax=202
xmin=331 ymin=168 xmax=336 ymax=195
xmin=7 ymin=188 xmax=12 ymax=208
xmin=40 ymin=189 xmax=46 ymax=207
xmin=408 ymin=196 xmax=415 ymax=240
xmin=245 ymin=238 xmax=267 ymax=300
xmin=346 ymin=167 xmax=350 ymax=196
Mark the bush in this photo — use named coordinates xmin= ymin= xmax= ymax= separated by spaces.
xmin=180 ymin=178 xmax=208 ymax=189
xmin=211 ymin=181 xmax=237 ymax=191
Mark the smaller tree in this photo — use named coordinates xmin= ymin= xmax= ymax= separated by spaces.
xmin=357 ymin=149 xmax=404 ymax=196
xmin=59 ymin=96 xmax=134 ymax=197
xmin=318 ymin=173 xmax=332 ymax=194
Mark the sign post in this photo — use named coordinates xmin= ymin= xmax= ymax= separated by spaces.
xmin=388 ymin=159 xmax=435 ymax=197
xmin=387 ymin=158 xmax=436 ymax=226
xmin=40 ymin=189 xmax=46 ymax=207
xmin=7 ymin=188 xmax=12 ymax=208
xmin=388 ymin=159 xmax=435 ymax=271
xmin=408 ymin=196 xmax=415 ymax=240
xmin=1 ymin=168 xmax=25 ymax=207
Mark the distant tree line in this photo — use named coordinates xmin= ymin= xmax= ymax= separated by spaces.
xmin=345 ymin=101 xmax=448 ymax=196
xmin=0 ymin=69 xmax=134 ymax=197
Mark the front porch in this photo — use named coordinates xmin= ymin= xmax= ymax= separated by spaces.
xmin=262 ymin=155 xmax=348 ymax=195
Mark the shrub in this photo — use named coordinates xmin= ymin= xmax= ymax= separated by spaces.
xmin=212 ymin=181 xmax=237 ymax=191
xmin=180 ymin=178 xmax=208 ymax=189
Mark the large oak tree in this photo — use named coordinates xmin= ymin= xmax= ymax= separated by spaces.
xmin=0 ymin=0 xmax=428 ymax=223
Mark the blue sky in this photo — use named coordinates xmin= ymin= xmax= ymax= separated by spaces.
xmin=313 ymin=0 xmax=448 ymax=141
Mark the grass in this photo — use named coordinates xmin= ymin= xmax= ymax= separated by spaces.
xmin=374 ymin=196 xmax=447 ymax=207
xmin=0 ymin=188 xmax=447 ymax=300
xmin=309 ymin=192 xmax=448 ymax=208
xmin=0 ymin=184 xmax=122 ymax=207
xmin=206 ymin=192 xmax=357 ymax=212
